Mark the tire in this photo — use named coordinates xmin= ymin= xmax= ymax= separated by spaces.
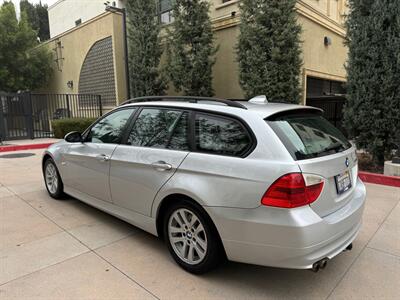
xmin=163 ymin=200 xmax=223 ymax=274
xmin=43 ymin=158 xmax=64 ymax=199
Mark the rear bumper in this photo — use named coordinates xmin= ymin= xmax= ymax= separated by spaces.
xmin=204 ymin=179 xmax=366 ymax=269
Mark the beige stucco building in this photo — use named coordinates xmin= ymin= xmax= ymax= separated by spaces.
xmin=40 ymin=10 xmax=128 ymax=110
xmin=48 ymin=0 xmax=126 ymax=38
xmin=40 ymin=0 xmax=349 ymax=110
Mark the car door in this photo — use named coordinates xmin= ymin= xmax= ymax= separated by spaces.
xmin=110 ymin=107 xmax=190 ymax=215
xmin=62 ymin=107 xmax=136 ymax=203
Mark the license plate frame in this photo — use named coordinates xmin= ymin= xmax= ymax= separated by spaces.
xmin=335 ymin=170 xmax=352 ymax=195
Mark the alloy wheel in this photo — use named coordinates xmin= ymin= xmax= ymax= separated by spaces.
xmin=168 ymin=208 xmax=208 ymax=265
xmin=45 ymin=163 xmax=58 ymax=195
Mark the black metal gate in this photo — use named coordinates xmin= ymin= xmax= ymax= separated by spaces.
xmin=307 ymin=96 xmax=347 ymax=134
xmin=0 ymin=92 xmax=102 ymax=142
xmin=0 ymin=92 xmax=32 ymax=141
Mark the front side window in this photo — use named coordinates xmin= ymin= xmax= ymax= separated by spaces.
xmin=267 ymin=111 xmax=352 ymax=160
xmin=195 ymin=113 xmax=251 ymax=156
xmin=127 ymin=108 xmax=189 ymax=150
xmin=86 ymin=108 xmax=135 ymax=144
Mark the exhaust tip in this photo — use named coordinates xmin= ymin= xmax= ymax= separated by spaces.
xmin=312 ymin=258 xmax=329 ymax=272
xmin=320 ymin=258 xmax=328 ymax=269
xmin=312 ymin=263 xmax=320 ymax=272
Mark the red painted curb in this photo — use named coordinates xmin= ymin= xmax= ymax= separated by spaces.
xmin=359 ymin=171 xmax=400 ymax=188
xmin=0 ymin=143 xmax=53 ymax=153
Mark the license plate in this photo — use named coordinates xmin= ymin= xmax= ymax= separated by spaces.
xmin=335 ymin=170 xmax=352 ymax=195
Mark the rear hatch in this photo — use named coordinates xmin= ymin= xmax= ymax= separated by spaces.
xmin=267 ymin=109 xmax=358 ymax=217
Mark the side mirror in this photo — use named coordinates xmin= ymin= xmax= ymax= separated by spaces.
xmin=64 ymin=131 xmax=83 ymax=143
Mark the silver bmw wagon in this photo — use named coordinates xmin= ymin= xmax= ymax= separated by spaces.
xmin=42 ymin=96 xmax=366 ymax=274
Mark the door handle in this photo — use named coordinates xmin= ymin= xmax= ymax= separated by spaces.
xmin=151 ymin=161 xmax=172 ymax=171
xmin=96 ymin=154 xmax=110 ymax=162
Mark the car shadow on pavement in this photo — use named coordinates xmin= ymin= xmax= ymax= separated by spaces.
xmin=57 ymin=196 xmax=359 ymax=299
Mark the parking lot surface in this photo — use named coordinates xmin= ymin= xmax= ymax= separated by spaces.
xmin=0 ymin=149 xmax=399 ymax=299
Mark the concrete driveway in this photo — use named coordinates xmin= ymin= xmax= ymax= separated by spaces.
xmin=0 ymin=149 xmax=399 ymax=299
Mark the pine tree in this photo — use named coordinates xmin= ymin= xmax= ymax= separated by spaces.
xmin=0 ymin=2 xmax=52 ymax=92
xmin=166 ymin=0 xmax=217 ymax=97
xmin=237 ymin=0 xmax=302 ymax=103
xmin=344 ymin=0 xmax=400 ymax=165
xmin=126 ymin=0 xmax=166 ymax=98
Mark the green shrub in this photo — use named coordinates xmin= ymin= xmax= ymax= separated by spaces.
xmin=51 ymin=118 xmax=97 ymax=139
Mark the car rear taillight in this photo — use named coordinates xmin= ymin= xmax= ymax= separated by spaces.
xmin=261 ymin=173 xmax=324 ymax=208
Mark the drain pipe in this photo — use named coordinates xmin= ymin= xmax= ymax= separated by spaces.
xmin=105 ymin=5 xmax=131 ymax=100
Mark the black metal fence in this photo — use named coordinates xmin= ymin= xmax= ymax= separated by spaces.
xmin=0 ymin=92 xmax=102 ymax=141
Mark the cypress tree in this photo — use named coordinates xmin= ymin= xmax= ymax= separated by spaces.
xmin=237 ymin=0 xmax=302 ymax=103
xmin=35 ymin=2 xmax=50 ymax=41
xmin=20 ymin=0 xmax=49 ymax=41
xmin=126 ymin=0 xmax=166 ymax=98
xmin=20 ymin=0 xmax=39 ymax=33
xmin=344 ymin=0 xmax=400 ymax=165
xmin=166 ymin=0 xmax=217 ymax=97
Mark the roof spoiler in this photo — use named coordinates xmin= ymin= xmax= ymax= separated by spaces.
xmin=266 ymin=107 xmax=324 ymax=121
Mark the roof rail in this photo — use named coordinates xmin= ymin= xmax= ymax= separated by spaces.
xmin=120 ymin=96 xmax=247 ymax=109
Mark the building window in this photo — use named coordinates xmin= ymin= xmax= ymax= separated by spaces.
xmin=159 ymin=0 xmax=174 ymax=24
xmin=306 ymin=77 xmax=346 ymax=98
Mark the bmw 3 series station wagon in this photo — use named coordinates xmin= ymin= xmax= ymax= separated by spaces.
xmin=42 ymin=96 xmax=366 ymax=274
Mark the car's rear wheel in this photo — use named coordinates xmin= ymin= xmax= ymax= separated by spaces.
xmin=163 ymin=201 xmax=222 ymax=274
xmin=43 ymin=158 xmax=64 ymax=199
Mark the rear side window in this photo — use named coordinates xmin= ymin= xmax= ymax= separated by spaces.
xmin=127 ymin=108 xmax=189 ymax=151
xmin=168 ymin=112 xmax=190 ymax=151
xmin=195 ymin=113 xmax=251 ymax=157
xmin=267 ymin=111 xmax=352 ymax=160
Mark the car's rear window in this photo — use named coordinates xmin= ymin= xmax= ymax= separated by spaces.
xmin=267 ymin=110 xmax=352 ymax=160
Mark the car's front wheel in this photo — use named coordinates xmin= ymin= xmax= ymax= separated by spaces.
xmin=43 ymin=158 xmax=64 ymax=199
xmin=163 ymin=201 xmax=223 ymax=274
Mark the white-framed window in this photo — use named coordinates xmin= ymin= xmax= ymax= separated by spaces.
xmin=158 ymin=0 xmax=174 ymax=24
